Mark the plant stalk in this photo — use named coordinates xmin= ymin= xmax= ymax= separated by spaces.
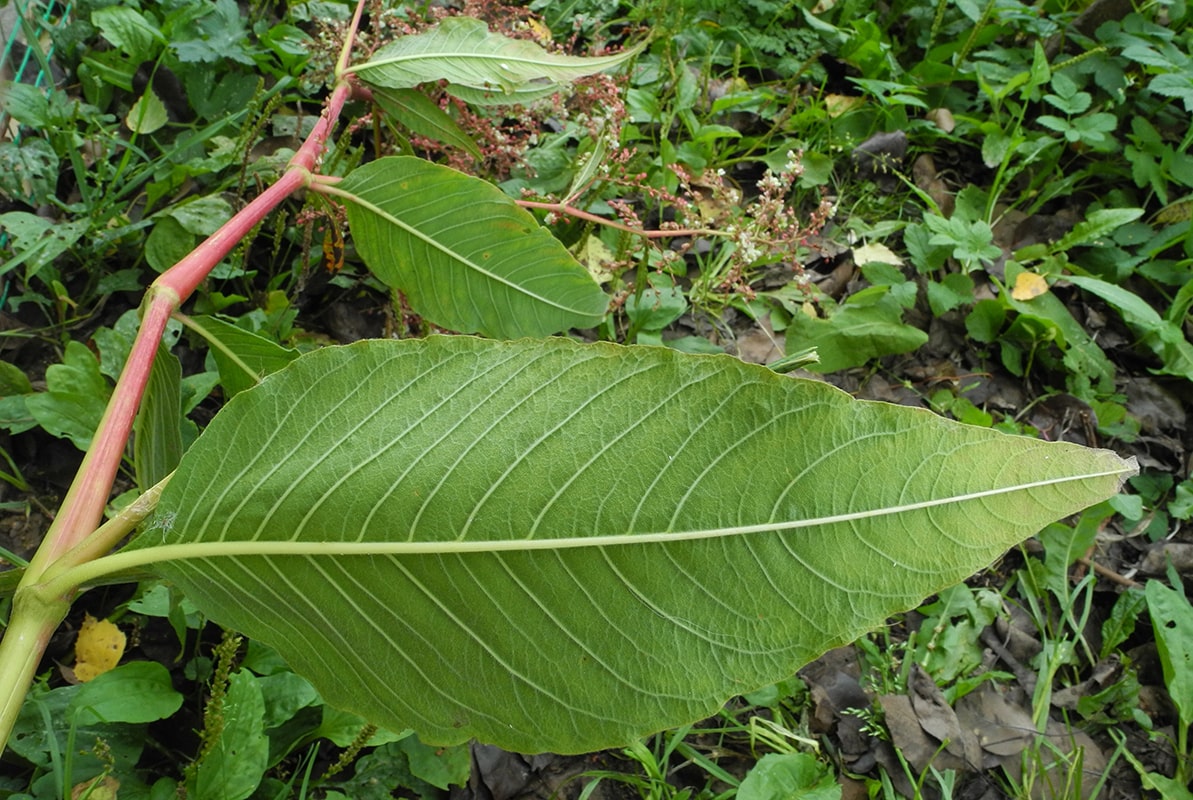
xmin=517 ymin=198 xmax=723 ymax=240
xmin=0 ymin=590 xmax=70 ymax=755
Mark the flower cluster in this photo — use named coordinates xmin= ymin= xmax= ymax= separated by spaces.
xmin=713 ymin=152 xmax=829 ymax=296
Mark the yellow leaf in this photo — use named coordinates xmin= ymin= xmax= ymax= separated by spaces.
xmin=573 ymin=235 xmax=616 ymax=284
xmin=74 ymin=614 xmax=126 ymax=682
xmin=1011 ymin=271 xmax=1049 ymax=301
xmin=824 ymin=94 xmax=865 ymax=118
xmin=527 ymin=19 xmax=552 ymax=45
xmin=72 ymin=776 xmax=120 ymax=800
xmin=1157 ymin=201 xmax=1191 ymax=224
xmin=852 ymin=242 xmax=903 ymax=267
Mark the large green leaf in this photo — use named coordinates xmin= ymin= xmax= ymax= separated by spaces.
xmin=334 ymin=157 xmax=609 ymax=337
xmin=127 ymin=337 xmax=1132 ymax=754
xmin=348 ymin=17 xmax=641 ymax=99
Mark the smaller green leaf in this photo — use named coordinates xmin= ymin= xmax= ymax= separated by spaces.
xmin=257 ymin=672 xmax=320 ymax=729
xmin=0 ymin=395 xmax=34 ymax=436
xmin=786 ymin=297 xmax=928 ymax=372
xmin=0 ymin=212 xmax=88 ymax=279
xmin=1065 ymin=274 xmax=1193 ymax=382
xmin=349 ymin=17 xmax=642 ymax=97
xmin=168 ymin=195 xmax=236 ymax=237
xmin=1073 ymin=113 xmax=1117 ymax=142
xmin=981 ymin=127 xmax=1013 ymax=168
xmin=126 ymin=89 xmax=169 ymax=134
xmin=24 ymin=341 xmax=112 ymax=451
xmin=1003 ymin=272 xmax=1116 ymax=396
xmin=93 ymin=309 xmax=143 ymax=381
xmin=81 ymin=50 xmax=137 ymax=91
xmin=186 ymin=316 xmax=299 ymax=399
xmin=1120 ymin=745 xmax=1193 ymax=800
xmin=738 ymin=753 xmax=838 ymax=800
xmin=927 ymin=273 xmax=975 ymax=316
xmin=2 ymin=83 xmax=52 ymax=128
xmin=1025 ymin=41 xmax=1051 ymax=99
xmin=925 ymin=215 xmax=1002 ymax=269
xmin=1167 ymin=279 xmax=1193 ymax=324
xmin=314 ymin=707 xmax=410 ymax=748
xmin=1145 ymin=580 xmax=1193 ymax=731
xmin=68 ymin=662 xmax=183 ymax=726
xmin=371 ymin=87 xmax=482 ymax=160
xmin=336 ymin=156 xmax=608 ymax=338
xmin=135 ymin=345 xmax=184 ymax=492
xmin=1065 ymin=275 xmax=1161 ymax=327
xmin=1101 ymin=588 xmax=1146 ymax=658
xmin=399 ymin=736 xmax=471 ymax=790
xmin=626 ymin=279 xmax=687 ymax=332
xmin=1149 ymin=73 xmax=1193 ymax=112
xmin=1171 ymin=479 xmax=1193 ymax=521
xmin=904 ymin=222 xmax=951 ymax=273
xmin=564 ymin=135 xmax=609 ymax=202
xmin=446 ymin=80 xmax=563 ymax=107
xmin=11 ymin=682 xmax=146 ymax=777
xmin=170 ymin=0 xmax=255 ymax=66
xmin=1037 ymin=114 xmax=1072 ymax=134
xmin=0 ymin=140 xmax=58 ymax=207
xmin=1043 ymin=87 xmax=1091 ymax=115
xmin=0 ymin=361 xmax=32 ymax=395
xmin=92 ymin=6 xmax=165 ymax=60
xmin=1056 ymin=208 xmax=1144 ymax=250
xmin=146 ymin=217 xmax=194 ymax=273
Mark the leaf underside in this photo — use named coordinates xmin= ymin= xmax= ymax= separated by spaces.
xmin=131 ymin=337 xmax=1131 ymax=754
xmin=350 ymin=17 xmax=640 ymax=95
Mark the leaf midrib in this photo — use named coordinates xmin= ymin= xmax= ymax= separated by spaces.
xmin=325 ymin=183 xmax=598 ymax=316
xmin=348 ymin=50 xmax=630 ymax=77
xmin=66 ymin=461 xmax=1133 ymax=590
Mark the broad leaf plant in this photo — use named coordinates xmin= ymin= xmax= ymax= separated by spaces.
xmin=0 ymin=2 xmax=1135 ymax=759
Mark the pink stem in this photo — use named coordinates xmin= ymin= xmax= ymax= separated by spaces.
xmin=517 ymin=199 xmax=723 ymax=240
xmin=23 ymin=292 xmax=175 ymax=573
xmin=27 ymin=11 xmax=363 ymax=572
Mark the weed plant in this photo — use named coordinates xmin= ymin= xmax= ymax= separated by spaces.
xmin=0 ymin=0 xmax=1187 ymax=798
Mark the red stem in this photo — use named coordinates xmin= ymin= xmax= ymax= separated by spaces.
xmin=154 ymin=80 xmax=353 ymax=301
xmin=516 ymin=199 xmax=723 ymax=240
xmin=23 ymin=291 xmax=176 ymax=573
xmin=25 ymin=6 xmax=364 ymax=573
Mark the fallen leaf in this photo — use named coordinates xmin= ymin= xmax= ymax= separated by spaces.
xmin=573 ymin=235 xmax=616 ymax=284
xmin=908 ymin=663 xmax=982 ymax=768
xmin=1011 ymin=271 xmax=1049 ymax=300
xmin=1157 ymin=200 xmax=1191 ymax=224
xmin=72 ymin=776 xmax=119 ymax=800
xmin=824 ymin=94 xmax=865 ymax=117
xmin=526 ymin=18 xmax=552 ymax=45
xmin=852 ymin=130 xmax=908 ymax=177
xmin=74 ymin=613 xmax=126 ymax=682
xmin=692 ymin=176 xmax=740 ymax=224
xmin=852 ymin=242 xmax=903 ymax=267
xmin=878 ymin=693 xmax=970 ymax=773
xmin=927 ymin=107 xmax=956 ymax=133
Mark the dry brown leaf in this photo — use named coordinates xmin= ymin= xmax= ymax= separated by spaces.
xmin=926 ymin=107 xmax=956 ymax=133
